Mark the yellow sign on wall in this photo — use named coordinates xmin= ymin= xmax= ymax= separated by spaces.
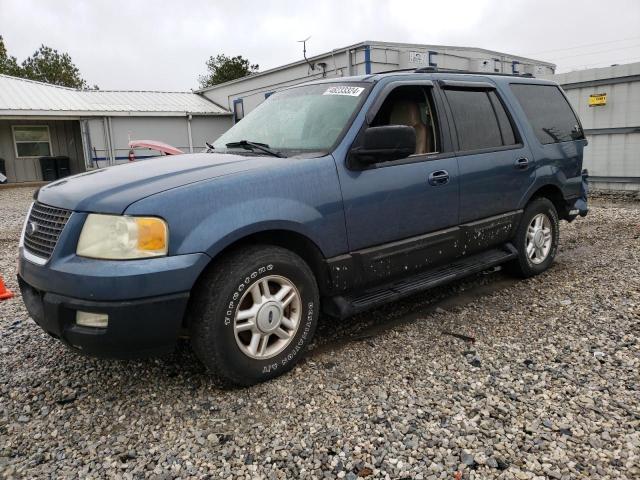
xmin=589 ymin=93 xmax=607 ymax=107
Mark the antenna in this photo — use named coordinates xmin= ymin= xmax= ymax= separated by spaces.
xmin=298 ymin=36 xmax=314 ymax=71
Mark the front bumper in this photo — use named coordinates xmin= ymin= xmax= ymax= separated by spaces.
xmin=19 ymin=276 xmax=189 ymax=358
xmin=17 ymin=241 xmax=211 ymax=358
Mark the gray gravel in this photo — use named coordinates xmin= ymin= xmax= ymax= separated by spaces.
xmin=1 ymin=186 xmax=639 ymax=479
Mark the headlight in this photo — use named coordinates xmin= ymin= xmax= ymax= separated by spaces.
xmin=77 ymin=214 xmax=168 ymax=259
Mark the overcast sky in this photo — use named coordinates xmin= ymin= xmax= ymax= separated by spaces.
xmin=1 ymin=0 xmax=639 ymax=91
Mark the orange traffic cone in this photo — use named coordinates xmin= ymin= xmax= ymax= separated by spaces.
xmin=0 ymin=275 xmax=14 ymax=301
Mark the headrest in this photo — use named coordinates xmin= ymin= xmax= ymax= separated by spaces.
xmin=389 ymin=101 xmax=422 ymax=127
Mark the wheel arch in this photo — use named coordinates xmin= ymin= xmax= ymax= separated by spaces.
xmin=185 ymin=228 xmax=332 ymax=329
xmin=524 ymin=184 xmax=568 ymax=219
xmin=214 ymin=228 xmax=329 ymax=287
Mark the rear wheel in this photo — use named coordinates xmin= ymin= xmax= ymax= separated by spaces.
xmin=508 ymin=197 xmax=559 ymax=278
xmin=189 ymin=245 xmax=319 ymax=387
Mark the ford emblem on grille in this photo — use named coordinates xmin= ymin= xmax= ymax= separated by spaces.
xmin=26 ymin=221 xmax=39 ymax=236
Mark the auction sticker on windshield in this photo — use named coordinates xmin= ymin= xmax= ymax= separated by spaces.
xmin=323 ymin=86 xmax=364 ymax=96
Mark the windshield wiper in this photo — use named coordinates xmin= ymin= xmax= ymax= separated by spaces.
xmin=225 ymin=140 xmax=284 ymax=158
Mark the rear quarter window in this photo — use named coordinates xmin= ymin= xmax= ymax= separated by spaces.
xmin=510 ymin=84 xmax=584 ymax=145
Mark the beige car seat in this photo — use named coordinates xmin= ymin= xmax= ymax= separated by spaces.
xmin=389 ymin=101 xmax=431 ymax=154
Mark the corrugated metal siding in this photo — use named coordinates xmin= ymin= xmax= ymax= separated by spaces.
xmin=545 ymin=62 xmax=640 ymax=190
xmin=564 ymin=81 xmax=640 ymax=130
xmin=0 ymin=74 xmax=229 ymax=115
xmin=584 ymin=132 xmax=640 ymax=178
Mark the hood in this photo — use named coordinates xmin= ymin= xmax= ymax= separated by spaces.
xmin=37 ymin=153 xmax=283 ymax=214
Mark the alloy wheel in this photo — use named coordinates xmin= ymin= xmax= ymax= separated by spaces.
xmin=526 ymin=213 xmax=552 ymax=265
xmin=233 ymin=275 xmax=302 ymax=359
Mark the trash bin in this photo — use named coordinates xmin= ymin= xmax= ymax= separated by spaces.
xmin=55 ymin=156 xmax=71 ymax=178
xmin=0 ymin=158 xmax=5 ymax=176
xmin=38 ymin=156 xmax=71 ymax=181
xmin=39 ymin=157 xmax=58 ymax=181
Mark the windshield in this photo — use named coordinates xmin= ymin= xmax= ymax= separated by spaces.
xmin=213 ymin=83 xmax=369 ymax=156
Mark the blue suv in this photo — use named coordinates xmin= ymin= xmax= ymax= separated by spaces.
xmin=18 ymin=70 xmax=588 ymax=386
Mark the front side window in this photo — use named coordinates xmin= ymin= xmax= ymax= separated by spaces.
xmin=13 ymin=126 xmax=51 ymax=158
xmin=510 ymin=84 xmax=584 ymax=144
xmin=444 ymin=89 xmax=516 ymax=151
xmin=371 ymin=85 xmax=440 ymax=155
xmin=214 ymin=83 xmax=369 ymax=156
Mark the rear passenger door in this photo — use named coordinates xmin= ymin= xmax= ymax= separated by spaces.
xmin=440 ymin=81 xmax=535 ymax=226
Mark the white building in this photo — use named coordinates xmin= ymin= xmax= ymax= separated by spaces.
xmin=198 ymin=40 xmax=556 ymax=120
xmin=0 ymin=74 xmax=232 ymax=183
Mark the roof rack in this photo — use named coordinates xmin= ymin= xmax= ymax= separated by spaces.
xmin=414 ymin=66 xmax=534 ymax=77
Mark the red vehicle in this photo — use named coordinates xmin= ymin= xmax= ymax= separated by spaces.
xmin=128 ymin=140 xmax=184 ymax=161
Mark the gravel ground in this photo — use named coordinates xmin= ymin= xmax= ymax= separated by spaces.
xmin=0 ymin=186 xmax=638 ymax=480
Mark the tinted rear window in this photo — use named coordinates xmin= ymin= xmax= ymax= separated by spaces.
xmin=511 ymin=84 xmax=584 ymax=144
xmin=445 ymin=89 xmax=517 ymax=151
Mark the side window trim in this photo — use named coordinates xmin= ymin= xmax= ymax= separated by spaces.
xmin=364 ymin=80 xmax=435 ymax=125
xmin=439 ymin=80 xmax=496 ymax=90
xmin=487 ymin=92 xmax=507 ymax=145
xmin=487 ymin=90 xmax=521 ymax=146
xmin=363 ymin=151 xmax=457 ymax=170
xmin=453 ymin=142 xmax=525 ymax=158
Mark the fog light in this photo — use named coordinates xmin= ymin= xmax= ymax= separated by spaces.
xmin=76 ymin=311 xmax=109 ymax=328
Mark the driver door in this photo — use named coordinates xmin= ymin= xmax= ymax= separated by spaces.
xmin=335 ymin=82 xmax=460 ymax=284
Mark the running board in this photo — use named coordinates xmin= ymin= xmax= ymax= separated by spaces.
xmin=324 ymin=244 xmax=517 ymax=319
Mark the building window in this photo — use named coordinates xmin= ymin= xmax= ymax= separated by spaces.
xmin=13 ymin=126 xmax=51 ymax=158
xmin=233 ymin=99 xmax=244 ymax=122
xmin=428 ymin=51 xmax=438 ymax=67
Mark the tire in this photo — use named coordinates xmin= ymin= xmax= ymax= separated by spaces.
xmin=507 ymin=197 xmax=560 ymax=278
xmin=189 ymin=245 xmax=319 ymax=387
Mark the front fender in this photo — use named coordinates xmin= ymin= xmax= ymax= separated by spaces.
xmin=186 ymin=202 xmax=326 ymax=258
xmin=125 ymin=155 xmax=348 ymax=259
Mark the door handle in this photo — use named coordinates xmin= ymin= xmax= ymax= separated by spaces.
xmin=515 ymin=157 xmax=529 ymax=170
xmin=428 ymin=170 xmax=449 ymax=186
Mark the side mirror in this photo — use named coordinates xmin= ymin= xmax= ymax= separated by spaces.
xmin=350 ymin=125 xmax=416 ymax=165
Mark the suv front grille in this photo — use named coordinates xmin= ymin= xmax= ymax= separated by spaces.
xmin=23 ymin=202 xmax=72 ymax=260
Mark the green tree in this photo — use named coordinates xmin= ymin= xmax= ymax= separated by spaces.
xmin=199 ymin=54 xmax=258 ymax=88
xmin=21 ymin=44 xmax=90 ymax=89
xmin=0 ymin=36 xmax=20 ymax=76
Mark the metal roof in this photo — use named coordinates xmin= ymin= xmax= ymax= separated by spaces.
xmin=0 ymin=74 xmax=230 ymax=117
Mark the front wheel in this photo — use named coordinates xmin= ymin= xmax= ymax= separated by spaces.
xmin=508 ymin=197 xmax=560 ymax=278
xmin=189 ymin=245 xmax=319 ymax=387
